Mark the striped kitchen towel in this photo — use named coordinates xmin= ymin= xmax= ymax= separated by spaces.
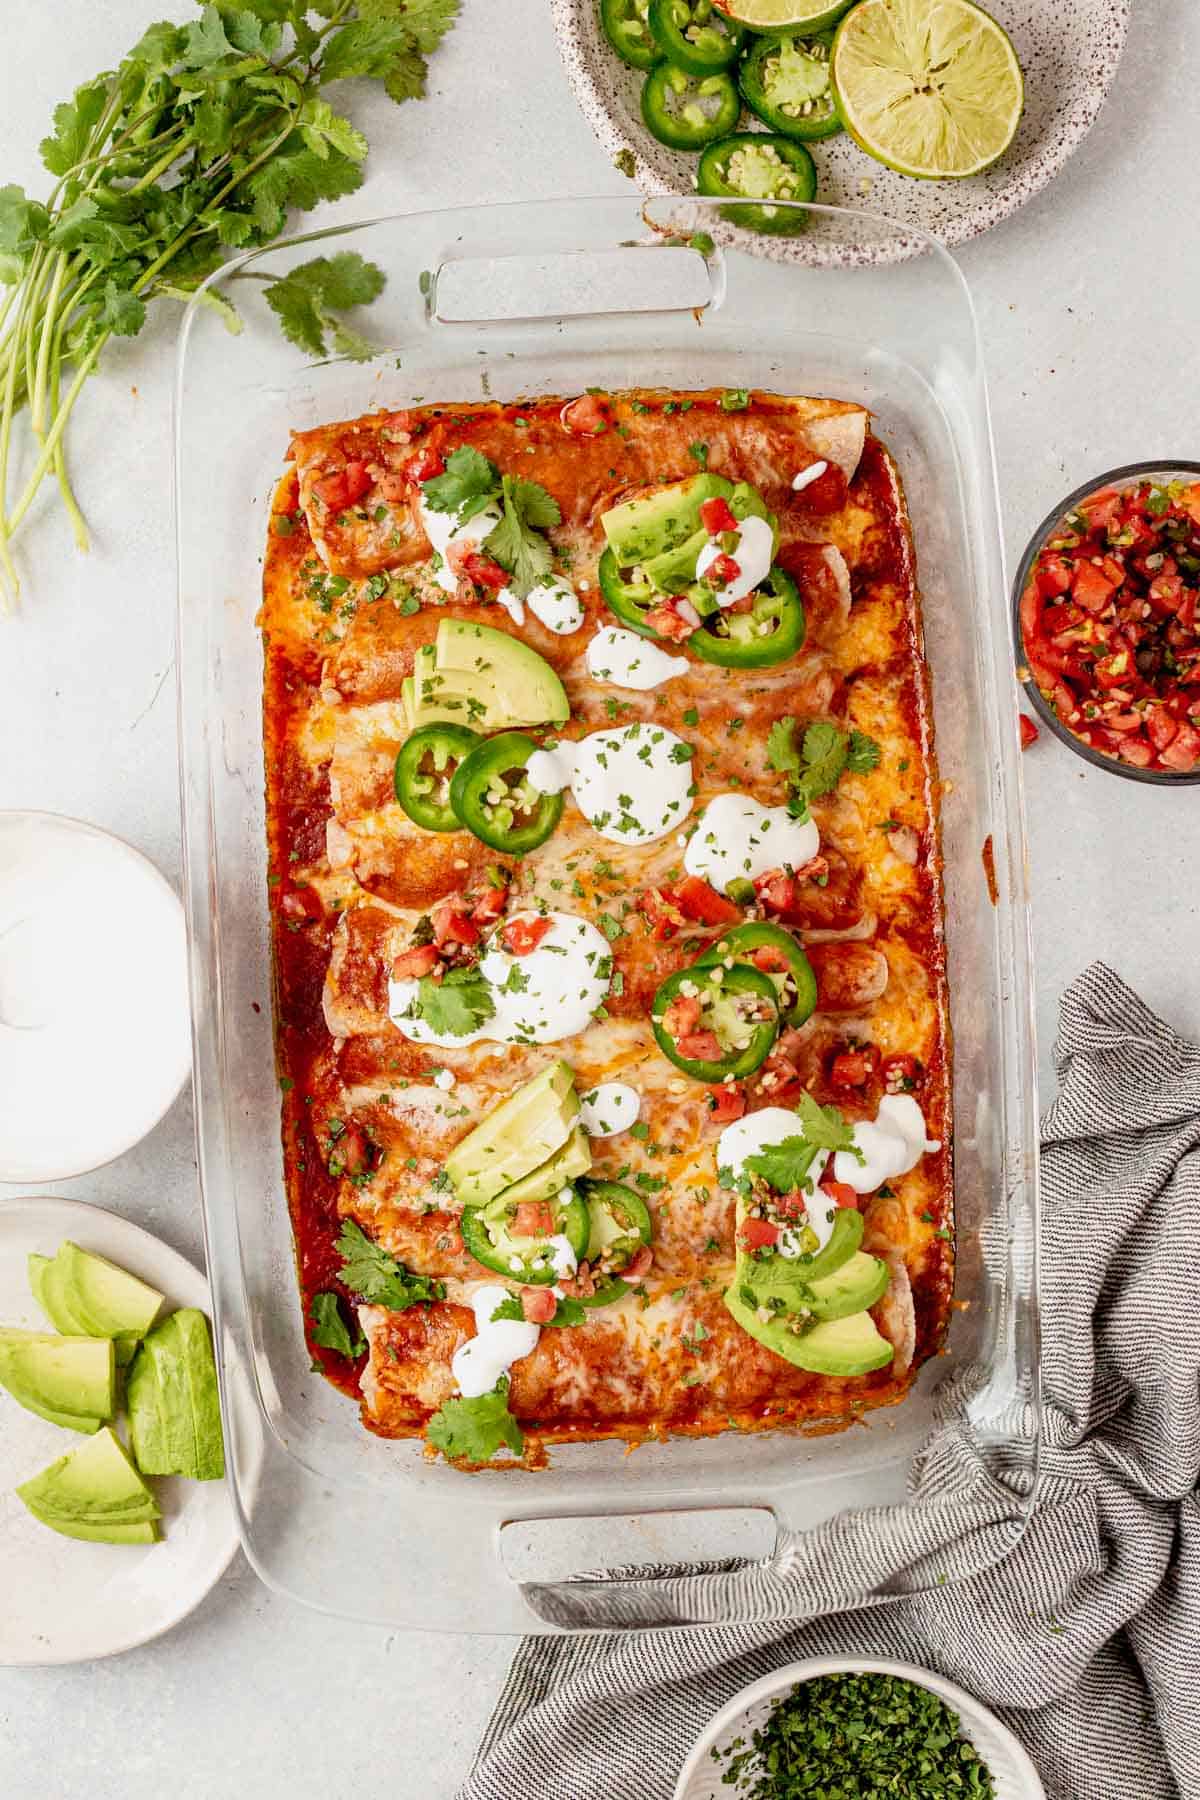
xmin=458 ymin=965 xmax=1200 ymax=1800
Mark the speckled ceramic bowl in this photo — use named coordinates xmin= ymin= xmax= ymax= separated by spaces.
xmin=554 ymin=0 xmax=1130 ymax=266
xmin=674 ymin=1657 xmax=1047 ymax=1799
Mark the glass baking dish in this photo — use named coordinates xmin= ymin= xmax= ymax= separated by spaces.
xmin=175 ymin=196 xmax=1039 ymax=1634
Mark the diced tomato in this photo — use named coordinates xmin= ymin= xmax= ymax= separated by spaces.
xmin=559 ymin=1264 xmax=597 ymax=1300
xmin=1148 ymin=572 xmax=1185 ymax=615
xmin=1035 ymin=554 xmax=1074 ymax=599
xmin=1042 ymin=601 xmax=1081 ymax=637
xmin=380 ymin=410 xmax=416 ymax=434
xmin=407 ymin=445 xmax=445 ymax=482
xmin=820 ymin=1181 xmax=861 ymax=1210
xmin=502 ymin=916 xmax=553 ymax=956
xmin=752 ymin=1049 xmax=804 ymax=1108
xmin=560 ymin=393 xmax=611 ymax=436
xmin=753 ymin=868 xmax=798 ymax=915
xmin=699 ymin=496 xmax=738 ymax=535
xmin=1116 ymin=737 xmax=1154 ymax=768
xmin=1094 ymin=649 xmax=1135 ymax=690
xmin=513 ymin=1202 xmax=556 ymax=1238
xmin=671 ymin=875 xmax=741 ymax=926
xmin=709 ymin=1084 xmax=746 ymax=1124
xmin=644 ymin=602 xmax=695 ymax=643
xmin=789 ymin=461 xmax=847 ymax=513
xmin=1144 ymin=707 xmax=1179 ymax=752
xmin=521 ymin=1287 xmax=559 ymax=1325
xmin=1160 ymin=724 xmax=1200 ymax=771
xmin=662 ymin=995 xmax=702 ymax=1040
xmin=392 ymin=943 xmax=440 ymax=979
xmin=882 ymin=1053 xmax=923 ymax=1094
xmin=675 ymin=1030 xmax=724 ymax=1062
xmin=431 ymin=897 xmax=480 ymax=948
xmin=709 ymin=553 xmax=742 ymax=588
xmin=1182 ymin=485 xmax=1200 ymax=528
xmin=830 ymin=1047 xmax=878 ymax=1089
xmin=1072 ymin=562 xmax=1118 ymax=614
xmin=738 ymin=1217 xmax=780 ymax=1251
xmin=470 ymin=880 xmax=509 ymax=924
xmin=1018 ymin=714 xmax=1039 ymax=750
xmin=751 ymin=944 xmax=793 ymax=973
xmin=622 ymin=1245 xmax=654 ymax=1281
xmin=639 ymin=886 xmax=686 ymax=940
xmin=313 ymin=459 xmax=372 ymax=514
xmin=774 ymin=1190 xmax=808 ymax=1219
xmin=456 ymin=550 xmax=510 ymax=591
xmin=1079 ymin=488 xmax=1121 ymax=529
xmin=1020 ymin=582 xmax=1044 ymax=649
xmin=280 ymin=883 xmax=323 ymax=924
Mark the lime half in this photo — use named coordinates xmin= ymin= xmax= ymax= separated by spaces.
xmin=831 ymin=0 xmax=1024 ymax=180
xmin=716 ymin=0 xmax=853 ymax=32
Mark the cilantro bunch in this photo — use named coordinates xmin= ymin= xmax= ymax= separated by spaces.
xmin=0 ymin=0 xmax=458 ymax=604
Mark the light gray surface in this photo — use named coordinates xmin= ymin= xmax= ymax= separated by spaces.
xmin=0 ymin=2 xmax=1197 ymax=1794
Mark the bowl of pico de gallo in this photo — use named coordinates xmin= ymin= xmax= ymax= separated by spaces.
xmin=1014 ymin=462 xmax=1200 ymax=782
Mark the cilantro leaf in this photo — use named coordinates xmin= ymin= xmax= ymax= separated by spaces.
xmin=793 ymin=720 xmax=846 ymax=801
xmin=766 ymin=717 xmax=801 ymax=776
xmin=319 ymin=18 xmax=413 ymax=82
xmin=794 ymin=1090 xmax=858 ymax=1153
xmin=263 ymin=251 xmax=386 ymax=361
xmin=743 ymin=1135 xmax=819 ymax=1195
xmin=420 ymin=445 xmax=500 ymax=519
xmin=484 ymin=474 xmax=561 ymax=598
xmin=489 ymin=1294 xmax=525 ymax=1322
xmin=544 ymin=1296 xmax=587 ymax=1328
xmin=335 ymin=1220 xmax=445 ymax=1309
xmin=414 ymin=965 xmax=495 ymax=1037
xmin=847 ymin=729 xmax=882 ymax=774
xmin=309 ymin=1291 xmax=365 ymax=1359
xmin=426 ymin=1380 xmax=524 ymax=1462
xmin=366 ymin=0 xmax=461 ymax=55
xmin=97 ymin=280 xmax=145 ymax=338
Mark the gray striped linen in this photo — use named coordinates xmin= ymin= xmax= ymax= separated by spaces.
xmin=458 ymin=966 xmax=1200 ymax=1800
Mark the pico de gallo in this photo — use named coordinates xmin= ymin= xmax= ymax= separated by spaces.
xmin=1018 ymin=474 xmax=1200 ymax=775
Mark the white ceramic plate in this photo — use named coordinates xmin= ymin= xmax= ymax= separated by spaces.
xmin=553 ymin=0 xmax=1130 ymax=265
xmin=0 ymin=1196 xmax=238 ymax=1666
xmin=0 ymin=812 xmax=191 ymax=1182
xmin=674 ymin=1655 xmax=1046 ymax=1799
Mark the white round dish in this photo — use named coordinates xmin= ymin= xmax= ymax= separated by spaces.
xmin=674 ymin=1654 xmax=1046 ymax=1799
xmin=553 ymin=0 xmax=1130 ymax=266
xmin=0 ymin=812 xmax=191 ymax=1182
xmin=0 ymin=1196 xmax=237 ymax=1665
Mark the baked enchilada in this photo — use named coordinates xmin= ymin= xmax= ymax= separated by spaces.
xmin=261 ymin=387 xmax=951 ymax=1467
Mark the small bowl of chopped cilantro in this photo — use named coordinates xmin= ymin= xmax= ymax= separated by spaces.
xmin=674 ymin=1657 xmax=1045 ymax=1799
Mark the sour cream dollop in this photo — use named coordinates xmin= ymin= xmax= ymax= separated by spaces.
xmin=684 ymin=793 xmax=820 ymax=895
xmin=833 ymin=1095 xmax=941 ymax=1194
xmin=696 ymin=512 xmax=774 ymax=607
xmin=419 ymin=496 xmax=502 ymax=595
xmin=452 ymin=1285 xmax=539 ymax=1399
xmin=579 ymin=1081 xmax=641 ymax=1138
xmin=387 ymin=910 xmax=611 ymax=1049
xmin=585 ymin=626 xmax=688 ymax=690
xmin=792 ymin=460 xmax=829 ymax=492
xmin=717 ymin=1106 xmax=837 ymax=1253
xmin=567 ymin=724 xmax=695 ymax=846
xmin=524 ymin=741 xmax=576 ymax=796
xmin=528 ymin=578 xmax=585 ymax=635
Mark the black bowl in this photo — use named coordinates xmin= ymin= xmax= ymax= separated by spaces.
xmin=1012 ymin=460 xmax=1200 ymax=786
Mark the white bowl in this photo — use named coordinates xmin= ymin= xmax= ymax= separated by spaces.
xmin=0 ymin=812 xmax=191 ymax=1181
xmin=674 ymin=1655 xmax=1046 ymax=1800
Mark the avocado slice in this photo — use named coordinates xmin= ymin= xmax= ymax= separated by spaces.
xmin=642 ymin=524 xmax=711 ymax=593
xmin=486 ymin=1124 xmax=591 ymax=1212
xmin=132 ymin=1323 xmax=194 ymax=1477
xmin=803 ymin=1251 xmax=890 ymax=1321
xmin=0 ymin=1331 xmax=115 ymax=1426
xmin=445 ymin=1062 xmax=580 ymax=1207
xmin=16 ymin=1426 xmax=161 ymax=1526
xmin=724 ymin=1287 xmax=894 ymax=1375
xmin=125 ymin=1338 xmax=171 ymax=1476
xmin=22 ymin=1509 xmax=160 ymax=1546
xmin=169 ymin=1309 xmax=225 ymax=1482
xmin=54 ymin=1242 xmax=163 ymax=1342
xmin=416 ymin=619 xmax=569 ymax=730
xmin=601 ymin=473 xmax=732 ymax=566
xmin=40 ymin=1254 xmax=93 ymax=1337
xmin=734 ymin=1204 xmax=864 ymax=1316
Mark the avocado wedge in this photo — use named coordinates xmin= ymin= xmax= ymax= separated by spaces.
xmin=31 ymin=1243 xmax=162 ymax=1366
xmin=127 ymin=1309 xmax=225 ymax=1481
xmin=803 ymin=1250 xmax=890 ymax=1321
xmin=0 ymin=1330 xmax=115 ymax=1430
xmin=16 ymin=1427 xmax=161 ymax=1539
xmin=724 ymin=1287 xmax=895 ymax=1376
xmin=445 ymin=1061 xmax=580 ymax=1207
